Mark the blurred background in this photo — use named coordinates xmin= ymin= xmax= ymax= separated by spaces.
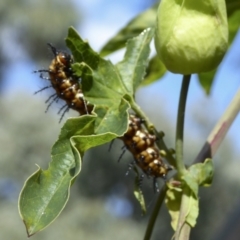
xmin=0 ymin=0 xmax=240 ymax=239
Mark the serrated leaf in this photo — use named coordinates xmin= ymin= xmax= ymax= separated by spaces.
xmin=142 ymin=55 xmax=166 ymax=86
xmin=66 ymin=27 xmax=130 ymax=134
xmin=116 ymin=28 xmax=154 ymax=94
xmin=66 ymin=28 xmax=127 ymax=101
xmin=65 ymin=30 xmax=100 ymax=70
xmin=100 ymin=4 xmax=158 ymax=56
xmin=66 ymin=27 xmax=154 ymax=128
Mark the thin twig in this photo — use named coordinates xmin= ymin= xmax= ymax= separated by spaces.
xmin=175 ymin=187 xmax=191 ymax=240
xmin=194 ymin=87 xmax=240 ymax=163
xmin=175 ymin=75 xmax=191 ymax=177
xmin=175 ymin=75 xmax=191 ymax=240
xmin=143 ymin=185 xmax=167 ymax=240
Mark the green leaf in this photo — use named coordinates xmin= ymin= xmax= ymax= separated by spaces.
xmin=116 ymin=28 xmax=155 ymax=94
xmin=226 ymin=0 xmax=240 ymax=17
xmin=182 ymin=173 xmax=199 ymax=198
xmin=142 ymin=55 xmax=167 ymax=86
xmin=165 ymin=183 xmax=182 ymax=230
xmin=166 ymin=159 xmax=214 ymax=231
xmin=66 ymin=27 xmax=130 ymax=133
xmin=66 ymin=28 xmax=127 ymax=100
xmin=19 ymin=116 xmax=120 ymax=236
xmin=184 ymin=190 xmax=199 ymax=228
xmin=188 ymin=159 xmax=214 ymax=187
xmin=182 ymin=159 xmax=214 ymax=198
xmin=18 ymin=116 xmax=89 ymax=235
xmin=133 ymin=167 xmax=146 ymax=214
xmin=198 ymin=69 xmax=216 ymax=95
xmin=166 ymin=184 xmax=199 ymax=231
xmin=65 ymin=30 xmax=100 ymax=70
xmin=66 ymin=27 xmax=154 ymax=125
xmin=100 ymin=4 xmax=158 ymax=57
xmin=94 ymin=103 xmax=129 ymax=135
xmin=228 ymin=9 xmax=240 ymax=44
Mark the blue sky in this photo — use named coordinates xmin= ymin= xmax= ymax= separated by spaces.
xmin=4 ymin=0 xmax=240 ymax=155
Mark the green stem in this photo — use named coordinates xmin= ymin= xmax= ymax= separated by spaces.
xmin=130 ymin=99 xmax=154 ymax=131
xmin=175 ymin=75 xmax=191 ymax=177
xmin=143 ymin=185 xmax=167 ymax=240
xmin=174 ymin=75 xmax=191 ymax=240
xmin=175 ymin=187 xmax=191 ymax=240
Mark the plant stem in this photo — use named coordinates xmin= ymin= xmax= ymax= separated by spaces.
xmin=175 ymin=187 xmax=191 ymax=240
xmin=194 ymin=87 xmax=240 ymax=163
xmin=175 ymin=75 xmax=191 ymax=177
xmin=174 ymin=75 xmax=191 ymax=240
xmin=143 ymin=184 xmax=167 ymax=240
xmin=130 ymin=99 xmax=154 ymax=130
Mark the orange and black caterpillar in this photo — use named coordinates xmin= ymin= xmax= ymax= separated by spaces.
xmin=120 ymin=115 xmax=172 ymax=190
xmin=34 ymin=43 xmax=93 ymax=121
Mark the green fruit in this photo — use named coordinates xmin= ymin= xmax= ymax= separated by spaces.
xmin=154 ymin=0 xmax=228 ymax=74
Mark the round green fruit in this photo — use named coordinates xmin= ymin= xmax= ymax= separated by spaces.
xmin=154 ymin=0 xmax=228 ymax=74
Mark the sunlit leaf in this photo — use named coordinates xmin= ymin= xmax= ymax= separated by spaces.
xmin=165 ymin=183 xmax=182 ymax=230
xmin=182 ymin=173 xmax=199 ymax=198
xmin=166 ymin=183 xmax=199 ymax=231
xmin=66 ymin=27 xmax=130 ymax=130
xmin=116 ymin=28 xmax=155 ymax=94
xmin=184 ymin=190 xmax=199 ymax=228
xmin=188 ymin=159 xmax=214 ymax=187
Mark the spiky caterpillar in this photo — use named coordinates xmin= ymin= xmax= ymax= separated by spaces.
xmin=34 ymin=43 xmax=93 ymax=121
xmin=120 ymin=115 xmax=172 ymax=183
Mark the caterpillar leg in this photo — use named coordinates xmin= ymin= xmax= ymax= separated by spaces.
xmin=108 ymin=139 xmax=115 ymax=152
xmin=34 ymin=85 xmax=52 ymax=95
xmin=125 ymin=160 xmax=135 ymax=176
xmin=118 ymin=145 xmax=127 ymax=162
